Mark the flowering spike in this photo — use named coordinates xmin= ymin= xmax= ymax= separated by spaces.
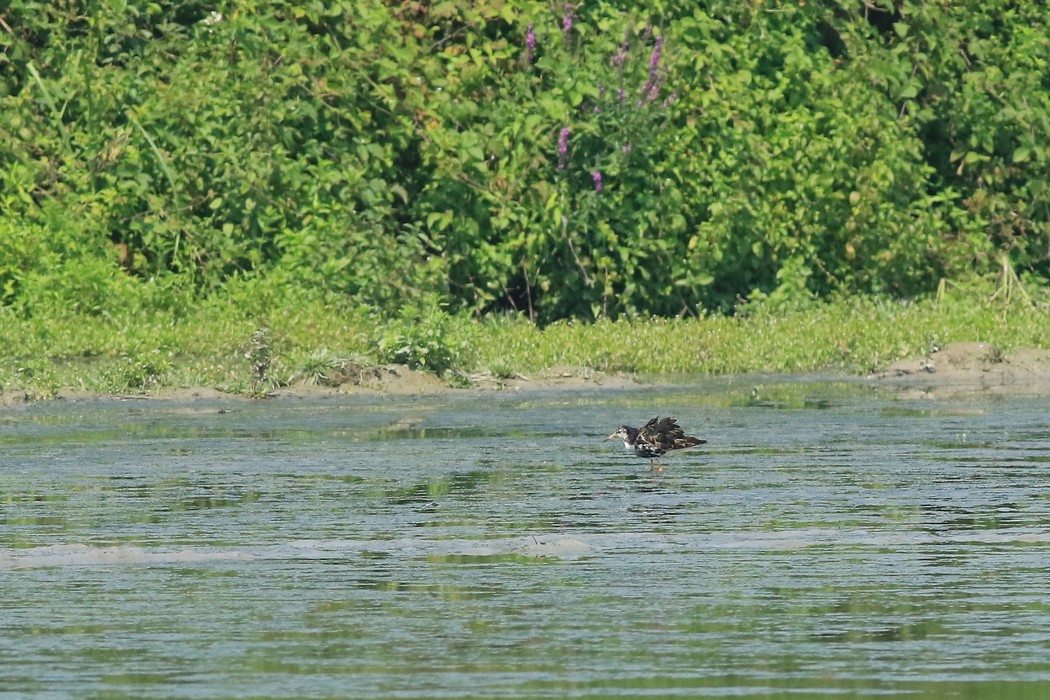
xmin=642 ymin=35 xmax=666 ymax=102
xmin=525 ymin=23 xmax=536 ymax=63
xmin=649 ymin=35 xmax=663 ymax=77
xmin=562 ymin=3 xmax=574 ymax=36
xmin=611 ymin=38 xmax=628 ymax=69
xmin=592 ymin=170 xmax=603 ymax=192
xmin=557 ymin=127 xmax=571 ymax=169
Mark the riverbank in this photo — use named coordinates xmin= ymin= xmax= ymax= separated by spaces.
xmin=869 ymin=342 xmax=1050 ymax=398
xmin=4 ymin=342 xmax=1050 ymax=406
xmin=1 ymin=283 xmax=1048 ymax=403
xmin=0 ymin=364 xmax=639 ymax=405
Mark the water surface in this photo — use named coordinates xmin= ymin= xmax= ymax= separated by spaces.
xmin=2 ymin=379 xmax=1050 ymax=698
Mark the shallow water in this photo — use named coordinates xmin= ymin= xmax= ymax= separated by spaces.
xmin=2 ymin=379 xmax=1050 ymax=698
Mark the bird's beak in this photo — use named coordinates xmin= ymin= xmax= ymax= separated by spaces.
xmin=605 ymin=432 xmax=618 ymax=441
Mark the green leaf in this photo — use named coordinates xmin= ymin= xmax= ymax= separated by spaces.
xmin=426 ymin=211 xmax=452 ymax=232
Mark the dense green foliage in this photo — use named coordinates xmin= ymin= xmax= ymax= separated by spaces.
xmin=1 ymin=1 xmax=1049 ymax=323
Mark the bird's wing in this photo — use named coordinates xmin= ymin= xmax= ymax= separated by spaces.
xmin=644 ymin=417 xmax=707 ymax=451
xmin=673 ymin=435 xmax=707 ymax=449
xmin=636 ymin=417 xmax=678 ymax=452
xmin=638 ymin=417 xmax=664 ymax=440
xmin=665 ymin=417 xmax=706 ymax=449
xmin=635 ymin=417 xmax=663 ymax=453
xmin=661 ymin=418 xmax=689 ymax=450
xmin=658 ymin=417 xmax=682 ymax=434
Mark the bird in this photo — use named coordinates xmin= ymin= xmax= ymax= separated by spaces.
xmin=606 ymin=417 xmax=706 ymax=472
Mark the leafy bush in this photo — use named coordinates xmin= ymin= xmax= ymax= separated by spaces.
xmin=0 ymin=202 xmax=137 ymax=315
xmin=402 ymin=1 xmax=1046 ymax=317
xmin=1 ymin=1 xmax=444 ymax=311
xmin=0 ymin=0 xmax=1047 ymax=325
xmin=98 ymin=351 xmax=173 ymax=393
xmin=375 ymin=295 xmax=474 ymax=376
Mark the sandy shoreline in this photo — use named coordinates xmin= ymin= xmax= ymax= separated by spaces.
xmin=3 ymin=342 xmax=1050 ymax=406
xmin=867 ymin=341 xmax=1050 ymax=398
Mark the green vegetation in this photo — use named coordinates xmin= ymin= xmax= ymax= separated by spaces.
xmin=1 ymin=278 xmax=1047 ymax=398
xmin=1 ymin=2 xmax=1049 ymax=396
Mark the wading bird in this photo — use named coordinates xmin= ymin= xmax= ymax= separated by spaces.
xmin=606 ymin=417 xmax=706 ymax=472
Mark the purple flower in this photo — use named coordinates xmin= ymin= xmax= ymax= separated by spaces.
xmin=557 ymin=127 xmax=570 ymax=169
xmin=610 ymin=39 xmax=628 ymax=69
xmin=525 ymin=23 xmax=536 ymax=62
xmin=642 ymin=35 xmax=665 ymax=102
xmin=644 ymin=76 xmax=663 ymax=102
xmin=592 ymin=170 xmax=603 ymax=192
xmin=649 ymin=35 xmax=663 ymax=77
xmin=562 ymin=3 xmax=574 ymax=39
xmin=616 ymin=86 xmax=625 ymax=103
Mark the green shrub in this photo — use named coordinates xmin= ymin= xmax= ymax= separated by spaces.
xmin=375 ymin=295 xmax=474 ymax=376
xmin=98 ymin=351 xmax=173 ymax=393
xmin=0 ymin=0 xmax=1047 ymax=324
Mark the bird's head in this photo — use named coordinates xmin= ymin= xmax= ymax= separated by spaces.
xmin=606 ymin=426 xmax=630 ymax=441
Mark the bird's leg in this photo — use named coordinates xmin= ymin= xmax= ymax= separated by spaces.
xmin=649 ymin=459 xmax=664 ymax=473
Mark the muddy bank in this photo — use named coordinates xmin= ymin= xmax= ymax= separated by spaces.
xmin=0 ymin=365 xmax=640 ymax=405
xmin=869 ymin=342 xmax=1050 ymax=397
xmin=4 ymin=342 xmax=1050 ymax=406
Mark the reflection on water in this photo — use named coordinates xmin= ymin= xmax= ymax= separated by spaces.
xmin=2 ymin=380 xmax=1050 ymax=697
